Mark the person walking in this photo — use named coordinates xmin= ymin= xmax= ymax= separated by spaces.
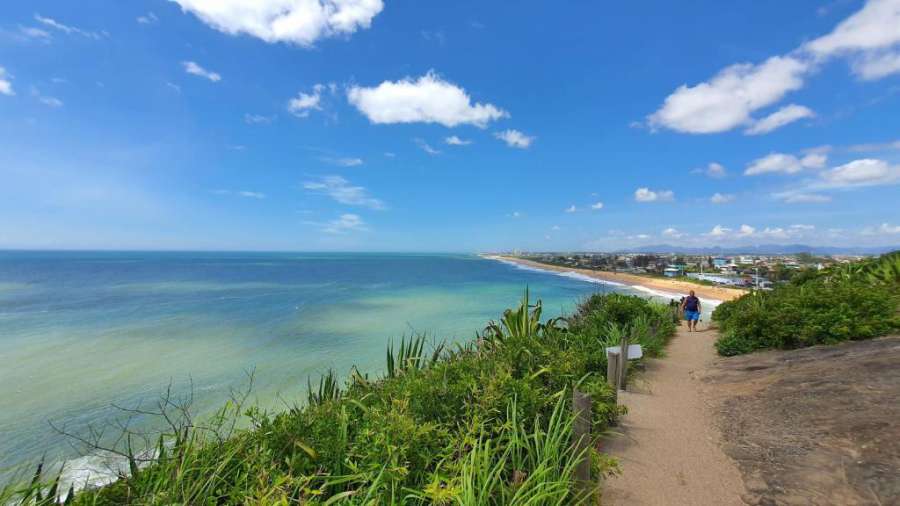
xmin=680 ymin=290 xmax=702 ymax=332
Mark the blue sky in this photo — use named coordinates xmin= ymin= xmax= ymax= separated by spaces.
xmin=1 ymin=0 xmax=899 ymax=251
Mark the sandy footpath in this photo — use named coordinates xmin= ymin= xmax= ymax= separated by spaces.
xmin=488 ymin=256 xmax=746 ymax=302
xmin=600 ymin=326 xmax=747 ymax=505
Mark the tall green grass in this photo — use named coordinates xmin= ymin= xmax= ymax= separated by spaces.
xmin=8 ymin=291 xmax=674 ymax=505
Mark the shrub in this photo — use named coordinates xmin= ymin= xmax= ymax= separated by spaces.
xmin=713 ymin=277 xmax=900 ymax=356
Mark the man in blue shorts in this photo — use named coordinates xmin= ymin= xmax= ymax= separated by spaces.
xmin=680 ymin=290 xmax=702 ymax=332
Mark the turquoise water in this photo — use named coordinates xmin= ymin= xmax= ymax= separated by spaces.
xmin=1 ymin=251 xmax=647 ymax=481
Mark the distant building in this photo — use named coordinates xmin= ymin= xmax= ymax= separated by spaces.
xmin=713 ymin=257 xmax=728 ymax=268
xmin=663 ymin=266 xmax=681 ymax=277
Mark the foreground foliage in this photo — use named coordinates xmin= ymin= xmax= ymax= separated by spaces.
xmin=713 ymin=251 xmax=900 ymax=356
xmin=5 ymin=291 xmax=675 ymax=505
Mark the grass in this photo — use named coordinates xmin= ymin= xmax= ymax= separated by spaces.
xmin=4 ymin=291 xmax=675 ymax=505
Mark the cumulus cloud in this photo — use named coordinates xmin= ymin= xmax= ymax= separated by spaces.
xmin=634 ymin=187 xmax=674 ymax=202
xmin=745 ymin=151 xmax=827 ymax=175
xmin=647 ymin=56 xmax=808 ymax=134
xmin=818 ymin=158 xmax=900 ymax=188
xmin=302 ymin=175 xmax=385 ymax=209
xmin=0 ymin=67 xmax=14 ymax=96
xmin=323 ymin=213 xmax=367 ymax=234
xmin=648 ymin=1 xmax=900 ymax=135
xmin=710 ymin=192 xmax=734 ymax=204
xmin=38 ymin=96 xmax=63 ymax=107
xmin=744 ymin=104 xmax=815 ymax=135
xmin=494 ymin=129 xmax=534 ymax=149
xmin=444 ymin=135 xmax=472 ymax=146
xmin=847 ymin=139 xmax=900 ymax=152
xmin=170 ymin=0 xmax=383 ymax=46
xmin=183 ymin=61 xmax=221 ymax=82
xmin=565 ymin=205 xmax=576 ymax=213
xmin=590 ymin=201 xmax=604 ymax=210
xmin=694 ymin=162 xmax=727 ymax=178
xmin=662 ymin=227 xmax=684 ymax=238
xmin=708 ymin=225 xmax=732 ymax=237
xmin=287 ymin=85 xmax=324 ymax=117
xmin=736 ymin=224 xmax=756 ymax=237
xmin=347 ymin=71 xmax=507 ymax=128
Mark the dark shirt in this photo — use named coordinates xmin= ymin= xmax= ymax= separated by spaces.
xmin=684 ymin=295 xmax=700 ymax=312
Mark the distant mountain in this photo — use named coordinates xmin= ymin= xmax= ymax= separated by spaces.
xmin=616 ymin=244 xmax=899 ymax=256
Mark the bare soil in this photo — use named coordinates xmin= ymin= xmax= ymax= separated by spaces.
xmin=701 ymin=335 xmax=900 ymax=506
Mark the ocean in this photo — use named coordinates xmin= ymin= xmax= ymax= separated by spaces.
xmin=0 ymin=251 xmax=684 ymax=485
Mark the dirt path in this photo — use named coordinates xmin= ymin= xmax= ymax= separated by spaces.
xmin=601 ymin=326 xmax=747 ymax=505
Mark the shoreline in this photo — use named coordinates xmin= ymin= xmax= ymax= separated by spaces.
xmin=485 ymin=255 xmax=747 ymax=303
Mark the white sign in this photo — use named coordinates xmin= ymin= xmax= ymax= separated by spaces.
xmin=605 ymin=344 xmax=643 ymax=360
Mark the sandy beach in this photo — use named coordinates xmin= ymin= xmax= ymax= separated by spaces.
xmin=487 ymin=255 xmax=747 ymax=302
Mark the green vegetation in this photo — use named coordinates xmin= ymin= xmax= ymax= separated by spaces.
xmin=5 ymin=291 xmax=675 ymax=505
xmin=713 ymin=251 xmax=900 ymax=356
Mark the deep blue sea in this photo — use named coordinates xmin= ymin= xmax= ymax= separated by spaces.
xmin=2 ymin=251 xmax=661 ymax=484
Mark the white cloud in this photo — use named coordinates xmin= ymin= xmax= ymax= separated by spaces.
xmin=0 ymin=67 xmax=14 ymax=96
xmin=804 ymin=0 xmax=900 ymax=57
xmin=182 ymin=61 xmax=221 ymax=82
xmin=383 ymin=152 xmax=396 ymax=158
xmin=800 ymin=152 xmax=828 ymax=169
xmin=347 ymin=71 xmax=507 ymax=128
xmin=710 ymin=192 xmax=734 ymax=204
xmin=745 ymin=104 xmax=815 ymax=135
xmin=322 ymin=157 xmax=363 ymax=167
xmin=19 ymin=26 xmax=52 ymax=41
xmin=323 ymin=213 xmax=367 ymax=234
xmin=444 ymin=135 xmax=471 ymax=146
xmin=166 ymin=82 xmax=181 ymax=93
xmin=862 ymin=222 xmax=900 ymax=235
xmin=244 ymin=113 xmax=273 ymax=124
xmin=773 ymin=192 xmax=833 ymax=204
xmin=649 ymin=1 xmax=900 ymax=136
xmin=494 ymin=129 xmax=534 ymax=149
xmin=288 ymin=84 xmax=327 ymax=117
xmin=705 ymin=162 xmax=727 ymax=178
xmin=851 ymin=50 xmax=900 ymax=79
xmin=237 ymin=191 xmax=265 ymax=199
xmin=302 ymin=175 xmax=385 ymax=209
xmin=39 ymin=96 xmax=63 ymax=107
xmin=847 ymin=139 xmax=900 ymax=152
xmin=34 ymin=13 xmax=104 ymax=39
xmin=708 ymin=225 xmax=732 ymax=237
xmin=662 ymin=227 xmax=684 ymax=238
xmin=509 ymin=211 xmax=522 ymax=218
xmin=736 ymin=224 xmax=756 ymax=237
xmin=648 ymin=56 xmax=808 ymax=134
xmin=551 ymin=225 xmax=561 ymax=230
xmin=634 ymin=187 xmax=674 ymax=202
xmin=564 ymin=205 xmax=576 ymax=213
xmin=137 ymin=12 xmax=159 ymax=25
xmin=819 ymin=158 xmax=900 ymax=188
xmin=790 ymin=224 xmax=816 ymax=231
xmin=170 ymin=0 xmax=383 ymax=46
xmin=414 ymin=138 xmax=441 ymax=155
xmin=590 ymin=201 xmax=604 ymax=210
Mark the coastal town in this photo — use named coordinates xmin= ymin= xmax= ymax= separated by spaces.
xmin=505 ymin=251 xmax=865 ymax=289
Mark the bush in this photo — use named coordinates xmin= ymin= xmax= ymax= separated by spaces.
xmin=713 ymin=277 xmax=900 ymax=356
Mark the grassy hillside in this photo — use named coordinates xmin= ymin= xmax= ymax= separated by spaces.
xmin=5 ymin=292 xmax=675 ymax=505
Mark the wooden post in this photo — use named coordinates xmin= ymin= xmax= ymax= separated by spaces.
xmin=572 ymin=388 xmax=592 ymax=495
xmin=606 ymin=351 xmax=620 ymax=391
xmin=617 ymin=334 xmax=629 ymax=391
